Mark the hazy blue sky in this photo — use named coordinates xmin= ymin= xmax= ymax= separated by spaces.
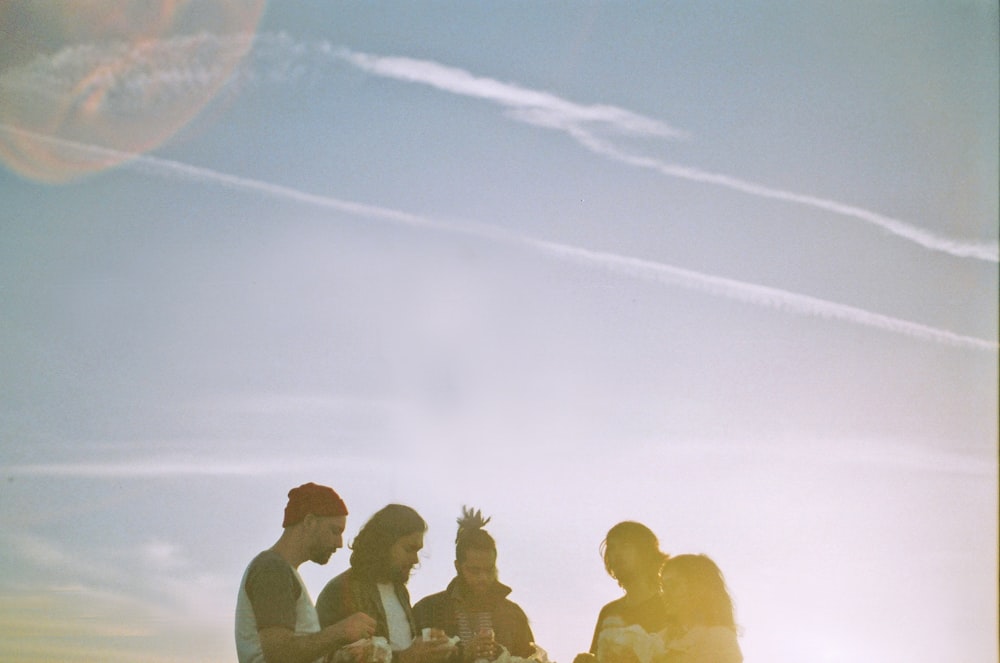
xmin=1 ymin=2 xmax=997 ymax=663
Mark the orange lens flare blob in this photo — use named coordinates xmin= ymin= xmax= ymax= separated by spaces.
xmin=0 ymin=0 xmax=266 ymax=183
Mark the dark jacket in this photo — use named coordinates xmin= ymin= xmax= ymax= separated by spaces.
xmin=588 ymin=592 xmax=670 ymax=653
xmin=316 ymin=568 xmax=418 ymax=643
xmin=413 ymin=577 xmax=535 ymax=657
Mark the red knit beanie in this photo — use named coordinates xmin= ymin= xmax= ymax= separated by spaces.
xmin=282 ymin=482 xmax=348 ymax=527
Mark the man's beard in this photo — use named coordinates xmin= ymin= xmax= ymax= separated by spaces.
xmin=389 ymin=564 xmax=412 ymax=584
xmin=310 ymin=546 xmax=334 ymax=565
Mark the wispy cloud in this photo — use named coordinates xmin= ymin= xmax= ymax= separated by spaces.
xmin=4 ymin=455 xmax=375 ymax=478
xmin=0 ymin=537 xmax=234 ymax=662
xmin=4 ymin=32 xmax=993 ymax=260
xmin=332 ymin=46 xmax=998 ymax=263
xmin=330 ymin=47 xmax=687 ymax=140
xmin=2 ymin=123 xmax=993 ymax=352
xmin=567 ymin=131 xmax=1000 ymax=262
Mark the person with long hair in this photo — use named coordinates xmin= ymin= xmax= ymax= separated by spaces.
xmin=654 ymin=554 xmax=742 ymax=663
xmin=316 ymin=504 xmax=454 ymax=663
xmin=413 ymin=506 xmax=536 ymax=661
xmin=573 ymin=522 xmax=670 ymax=663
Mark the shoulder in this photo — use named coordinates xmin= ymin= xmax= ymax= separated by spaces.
xmin=245 ymin=551 xmax=296 ymax=589
xmin=598 ymin=597 xmax=627 ymax=617
xmin=246 ymin=549 xmax=289 ymax=574
xmin=413 ymin=590 xmax=448 ymax=611
xmin=319 ymin=569 xmax=353 ymax=597
xmin=497 ymin=597 xmax=529 ymax=620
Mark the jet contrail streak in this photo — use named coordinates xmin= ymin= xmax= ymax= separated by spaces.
xmin=518 ymin=236 xmax=998 ymax=351
xmin=336 ymin=47 xmax=999 ymax=264
xmin=4 ymin=33 xmax=994 ymax=261
xmin=331 ymin=48 xmax=687 ymax=139
xmin=2 ymin=123 xmax=995 ymax=352
xmin=568 ymin=129 xmax=1000 ymax=262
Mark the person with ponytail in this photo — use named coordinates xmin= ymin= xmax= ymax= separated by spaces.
xmin=413 ymin=507 xmax=536 ymax=661
xmin=573 ymin=521 xmax=670 ymax=663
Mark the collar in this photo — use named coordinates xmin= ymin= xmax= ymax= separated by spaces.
xmin=445 ymin=576 xmax=513 ymax=603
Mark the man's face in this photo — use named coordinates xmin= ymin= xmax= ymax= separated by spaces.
xmin=455 ymin=548 xmax=497 ymax=597
xmin=387 ymin=531 xmax=424 ymax=583
xmin=307 ymin=514 xmax=347 ymax=565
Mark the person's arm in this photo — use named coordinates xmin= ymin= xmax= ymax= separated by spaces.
xmin=259 ymin=612 xmax=376 ymax=663
xmin=515 ymin=604 xmax=535 ymax=658
xmin=411 ymin=596 xmax=433 ymax=632
xmin=573 ymin=604 xmax=610 ymax=663
xmin=259 ymin=625 xmax=339 ymax=663
xmin=317 ymin=576 xmax=352 ymax=629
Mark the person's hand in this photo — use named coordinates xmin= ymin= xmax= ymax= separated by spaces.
xmin=573 ymin=653 xmax=597 ymax=663
xmin=327 ymin=642 xmax=369 ymax=663
xmin=398 ymin=632 xmax=455 ymax=663
xmin=328 ymin=612 xmax=377 ymax=644
xmin=462 ymin=632 xmax=499 ymax=662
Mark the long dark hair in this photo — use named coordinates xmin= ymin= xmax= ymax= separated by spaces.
xmin=661 ymin=554 xmax=737 ymax=630
xmin=601 ymin=521 xmax=668 ymax=585
xmin=350 ymin=504 xmax=426 ymax=580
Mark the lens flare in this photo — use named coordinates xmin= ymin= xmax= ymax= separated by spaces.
xmin=0 ymin=0 xmax=266 ymax=183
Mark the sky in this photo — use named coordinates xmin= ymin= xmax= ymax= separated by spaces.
xmin=0 ymin=2 xmax=997 ymax=662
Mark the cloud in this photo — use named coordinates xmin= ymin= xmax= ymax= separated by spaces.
xmin=333 ymin=46 xmax=998 ymax=263
xmin=568 ymin=131 xmax=1000 ymax=262
xmin=517 ymin=235 xmax=998 ymax=351
xmin=2 ymin=123 xmax=994 ymax=353
xmin=331 ymin=47 xmax=687 ymax=140
xmin=0 ymin=545 xmax=233 ymax=662
xmin=6 ymin=32 xmax=991 ymax=259
xmin=0 ymin=31 xmax=258 ymax=182
xmin=4 ymin=455 xmax=375 ymax=478
xmin=3 ymin=532 xmax=119 ymax=583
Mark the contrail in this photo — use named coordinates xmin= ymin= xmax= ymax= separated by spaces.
xmin=334 ymin=47 xmax=999 ymax=263
xmin=330 ymin=47 xmax=687 ymax=139
xmin=4 ymin=33 xmax=994 ymax=261
xmin=2 ymin=123 xmax=995 ymax=353
xmin=567 ymin=129 xmax=1000 ymax=262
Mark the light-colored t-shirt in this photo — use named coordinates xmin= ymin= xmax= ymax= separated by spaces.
xmin=235 ymin=550 xmax=322 ymax=663
xmin=378 ymin=582 xmax=414 ymax=651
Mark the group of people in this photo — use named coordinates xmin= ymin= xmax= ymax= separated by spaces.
xmin=235 ymin=482 xmax=742 ymax=663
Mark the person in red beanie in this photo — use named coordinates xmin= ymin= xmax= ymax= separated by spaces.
xmin=236 ymin=482 xmax=377 ymax=663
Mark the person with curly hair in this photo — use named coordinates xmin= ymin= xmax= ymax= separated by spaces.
xmin=316 ymin=504 xmax=453 ymax=663
xmin=413 ymin=507 xmax=536 ymax=662
xmin=654 ymin=554 xmax=742 ymax=663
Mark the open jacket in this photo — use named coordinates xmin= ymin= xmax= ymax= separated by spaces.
xmin=316 ymin=568 xmax=417 ymax=643
xmin=413 ymin=577 xmax=534 ymax=657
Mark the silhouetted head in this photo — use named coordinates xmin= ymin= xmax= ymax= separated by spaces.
xmin=660 ymin=554 xmax=737 ymax=631
xmin=601 ymin=521 xmax=667 ymax=588
xmin=282 ymin=482 xmax=349 ymax=565
xmin=454 ymin=506 xmax=498 ymax=597
xmin=350 ymin=504 xmax=427 ymax=583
